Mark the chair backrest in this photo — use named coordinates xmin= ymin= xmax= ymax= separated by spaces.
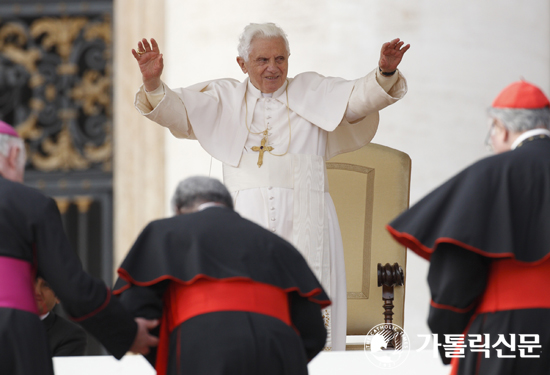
xmin=326 ymin=143 xmax=411 ymax=335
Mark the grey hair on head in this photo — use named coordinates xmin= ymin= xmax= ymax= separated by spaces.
xmin=172 ymin=176 xmax=233 ymax=213
xmin=487 ymin=107 xmax=550 ymax=132
xmin=237 ymin=23 xmax=290 ymax=62
xmin=0 ymin=134 xmax=26 ymax=170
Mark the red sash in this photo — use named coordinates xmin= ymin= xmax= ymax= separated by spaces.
xmin=450 ymin=257 xmax=550 ymax=375
xmin=0 ymin=256 xmax=38 ymax=314
xmin=156 ymin=278 xmax=291 ymax=375
xmin=476 ymin=257 xmax=550 ymax=314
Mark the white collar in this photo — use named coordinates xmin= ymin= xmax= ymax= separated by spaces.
xmin=246 ymin=79 xmax=288 ymax=99
xmin=197 ymin=202 xmax=226 ymax=211
xmin=511 ymin=128 xmax=550 ymax=150
xmin=40 ymin=312 xmax=50 ymax=321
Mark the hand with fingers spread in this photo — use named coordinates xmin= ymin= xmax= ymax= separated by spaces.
xmin=132 ymin=38 xmax=164 ymax=92
xmin=378 ymin=38 xmax=410 ymax=74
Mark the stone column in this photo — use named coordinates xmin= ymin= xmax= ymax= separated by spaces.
xmin=113 ymin=0 xmax=166 ymax=273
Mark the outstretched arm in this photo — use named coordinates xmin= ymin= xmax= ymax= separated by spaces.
xmin=132 ymin=38 xmax=196 ymax=139
xmin=132 ymin=38 xmax=164 ymax=92
xmin=345 ymin=38 xmax=410 ymax=123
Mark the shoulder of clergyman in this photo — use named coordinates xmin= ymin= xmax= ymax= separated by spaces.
xmin=289 ymin=71 xmax=355 ymax=93
xmin=289 ymin=71 xmax=324 ymax=86
xmin=185 ymin=78 xmax=242 ymax=93
xmin=184 ymin=78 xmax=247 ymax=106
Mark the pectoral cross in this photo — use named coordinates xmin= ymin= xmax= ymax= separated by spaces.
xmin=251 ymin=136 xmax=273 ymax=167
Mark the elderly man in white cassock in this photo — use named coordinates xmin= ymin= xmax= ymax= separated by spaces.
xmin=132 ymin=22 xmax=409 ymax=351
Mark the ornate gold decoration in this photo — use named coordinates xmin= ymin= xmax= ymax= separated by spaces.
xmin=251 ymin=136 xmax=273 ymax=167
xmin=15 ymin=113 xmax=43 ymax=140
xmin=32 ymin=125 xmax=90 ymax=171
xmin=0 ymin=22 xmax=27 ymax=49
xmin=30 ymin=17 xmax=87 ymax=62
xmin=84 ymin=121 xmax=112 ymax=171
xmin=71 ymin=70 xmax=111 ymax=116
xmin=56 ymin=63 xmax=78 ymax=75
xmin=31 ymin=17 xmax=87 ymax=77
xmin=2 ymin=46 xmax=42 ymax=74
xmin=0 ymin=23 xmax=43 ymax=88
xmin=1 ymin=14 xmax=113 ymax=172
xmin=84 ymin=16 xmax=111 ymax=45
xmin=45 ymin=84 xmax=57 ymax=102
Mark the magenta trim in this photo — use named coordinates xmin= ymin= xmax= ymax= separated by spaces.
xmin=0 ymin=256 xmax=38 ymax=314
xmin=0 ymin=121 xmax=19 ymax=137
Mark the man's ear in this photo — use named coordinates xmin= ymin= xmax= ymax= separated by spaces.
xmin=236 ymin=57 xmax=247 ymax=74
xmin=7 ymin=146 xmax=20 ymax=169
xmin=501 ymin=126 xmax=510 ymax=143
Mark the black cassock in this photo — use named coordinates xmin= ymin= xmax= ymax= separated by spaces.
xmin=388 ymin=135 xmax=550 ymax=375
xmin=42 ymin=310 xmax=87 ymax=356
xmin=0 ymin=176 xmax=137 ymax=375
xmin=114 ymin=206 xmax=330 ymax=375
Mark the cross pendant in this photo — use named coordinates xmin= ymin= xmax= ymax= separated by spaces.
xmin=251 ymin=136 xmax=274 ymax=167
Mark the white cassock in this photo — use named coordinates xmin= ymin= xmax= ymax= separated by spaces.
xmin=135 ymin=68 xmax=407 ymax=350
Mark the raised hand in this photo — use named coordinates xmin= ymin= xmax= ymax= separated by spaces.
xmin=132 ymin=38 xmax=164 ymax=92
xmin=378 ymin=38 xmax=410 ymax=73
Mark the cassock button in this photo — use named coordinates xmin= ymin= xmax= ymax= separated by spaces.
xmin=269 ymin=197 xmax=274 ymax=200
xmin=270 ymin=207 xmax=275 ymax=210
xmin=268 ymin=186 xmax=273 ymax=190
xmin=271 ymin=218 xmax=275 ymax=221
xmin=271 ymin=228 xmax=276 ymax=232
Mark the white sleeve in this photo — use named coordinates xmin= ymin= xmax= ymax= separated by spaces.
xmin=134 ymin=82 xmax=195 ymax=139
xmin=144 ymin=84 xmax=166 ymax=109
xmin=345 ymin=68 xmax=401 ymax=123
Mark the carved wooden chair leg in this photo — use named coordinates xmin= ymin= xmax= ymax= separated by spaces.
xmin=377 ymin=262 xmax=404 ymax=349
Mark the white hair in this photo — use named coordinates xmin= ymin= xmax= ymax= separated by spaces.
xmin=0 ymin=133 xmax=26 ymax=170
xmin=237 ymin=23 xmax=290 ymax=62
xmin=487 ymin=107 xmax=550 ymax=132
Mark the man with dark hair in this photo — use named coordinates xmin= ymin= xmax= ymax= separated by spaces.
xmin=35 ymin=277 xmax=88 ymax=356
xmin=387 ymin=81 xmax=550 ymax=374
xmin=114 ymin=176 xmax=329 ymax=375
xmin=0 ymin=121 xmax=158 ymax=375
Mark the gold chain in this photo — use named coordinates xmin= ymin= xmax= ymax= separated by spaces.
xmin=244 ymin=81 xmax=292 ymax=157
